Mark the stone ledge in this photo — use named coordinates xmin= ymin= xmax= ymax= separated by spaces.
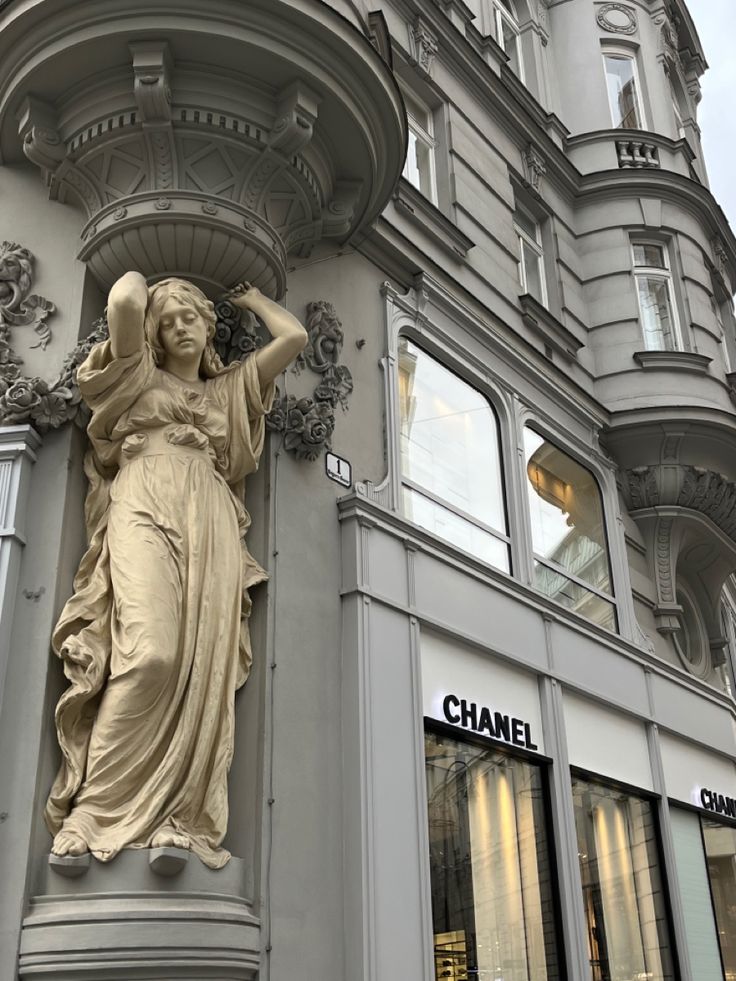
xmin=20 ymin=851 xmax=259 ymax=980
xmin=519 ymin=292 xmax=584 ymax=362
xmin=633 ymin=350 xmax=712 ymax=373
xmin=392 ymin=177 xmax=475 ymax=260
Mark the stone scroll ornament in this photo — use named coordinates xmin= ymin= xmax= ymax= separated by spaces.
xmin=214 ymin=296 xmax=352 ymax=462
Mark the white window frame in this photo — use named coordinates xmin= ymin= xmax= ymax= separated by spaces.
xmin=603 ymin=50 xmax=647 ymax=130
xmin=400 ymin=84 xmax=438 ymax=205
xmin=396 ymin=337 xmax=512 ymax=571
xmin=515 ymin=204 xmax=548 ymax=308
xmin=631 ymin=239 xmax=683 ymax=351
xmin=493 ymin=0 xmax=525 ymax=82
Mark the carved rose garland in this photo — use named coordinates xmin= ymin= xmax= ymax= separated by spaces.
xmin=0 ymin=246 xmax=351 ymax=457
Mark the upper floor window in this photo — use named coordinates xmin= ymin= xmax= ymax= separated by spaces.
xmin=493 ymin=0 xmax=524 ymax=80
xmin=524 ymin=428 xmax=616 ymax=630
xmin=632 ymin=241 xmax=681 ymax=351
xmin=401 ymin=86 xmax=438 ymax=204
xmin=604 ymin=53 xmax=645 ymax=129
xmin=515 ymin=205 xmax=547 ymax=307
xmin=398 ymin=339 xmax=510 ymax=572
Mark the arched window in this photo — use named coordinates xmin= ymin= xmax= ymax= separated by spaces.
xmin=493 ymin=0 xmax=524 ymax=80
xmin=398 ymin=338 xmax=510 ymax=572
xmin=523 ymin=428 xmax=616 ymax=629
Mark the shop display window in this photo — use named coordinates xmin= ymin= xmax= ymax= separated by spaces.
xmin=523 ymin=428 xmax=616 ymax=631
xmin=425 ymin=726 xmax=562 ymax=981
xmin=571 ymin=775 xmax=676 ymax=981
xmin=398 ymin=339 xmax=510 ymax=572
xmin=702 ymin=818 xmax=736 ymax=981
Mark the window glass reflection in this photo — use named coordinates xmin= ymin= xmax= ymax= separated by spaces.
xmin=604 ymin=55 xmax=644 ymax=129
xmin=572 ymin=777 xmax=675 ymax=981
xmin=399 ymin=340 xmax=509 ymax=570
xmin=702 ymin=819 xmax=736 ymax=980
xmin=426 ymin=729 xmax=561 ymax=981
xmin=524 ymin=428 xmax=615 ymax=629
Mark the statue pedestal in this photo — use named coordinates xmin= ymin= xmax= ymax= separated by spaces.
xmin=19 ymin=850 xmax=259 ymax=980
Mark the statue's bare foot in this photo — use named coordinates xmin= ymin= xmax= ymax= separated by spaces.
xmin=51 ymin=830 xmax=89 ymax=856
xmin=151 ymin=827 xmax=190 ymax=851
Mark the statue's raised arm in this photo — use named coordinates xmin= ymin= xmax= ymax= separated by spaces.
xmin=229 ymin=284 xmax=307 ymax=389
xmin=108 ymin=270 xmax=148 ymax=359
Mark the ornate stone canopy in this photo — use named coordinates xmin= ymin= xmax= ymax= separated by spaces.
xmin=0 ymin=0 xmax=406 ymax=296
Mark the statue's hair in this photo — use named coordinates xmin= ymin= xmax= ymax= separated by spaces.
xmin=144 ymin=278 xmax=227 ymax=378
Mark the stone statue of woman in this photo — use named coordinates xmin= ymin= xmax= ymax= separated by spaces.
xmin=45 ymin=271 xmax=307 ymax=869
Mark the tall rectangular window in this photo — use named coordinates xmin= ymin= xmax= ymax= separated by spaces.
xmin=515 ymin=205 xmax=547 ymax=307
xmin=401 ymin=87 xmax=438 ymax=204
xmin=493 ymin=0 xmax=524 ymax=80
xmin=572 ymin=776 xmax=676 ymax=981
xmin=399 ymin=339 xmax=510 ymax=572
xmin=425 ymin=728 xmax=562 ymax=981
xmin=524 ymin=428 xmax=616 ymax=630
xmin=632 ymin=242 xmax=681 ymax=351
xmin=604 ymin=53 xmax=645 ymax=129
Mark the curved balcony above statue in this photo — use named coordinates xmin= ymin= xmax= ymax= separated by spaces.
xmin=0 ymin=0 xmax=405 ymax=296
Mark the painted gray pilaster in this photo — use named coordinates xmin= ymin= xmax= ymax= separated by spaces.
xmin=538 ymin=674 xmax=591 ymax=981
xmin=646 ymin=717 xmax=694 ymax=981
xmin=0 ymin=425 xmax=41 ymax=710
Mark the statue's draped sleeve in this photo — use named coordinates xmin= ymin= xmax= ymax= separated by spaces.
xmin=46 ymin=340 xmax=155 ymax=831
xmin=208 ymin=354 xmax=275 ymax=686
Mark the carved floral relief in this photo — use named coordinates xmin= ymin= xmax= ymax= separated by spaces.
xmin=0 ymin=242 xmax=351 ymax=458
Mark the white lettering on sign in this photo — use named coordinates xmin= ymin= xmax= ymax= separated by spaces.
xmin=325 ymin=452 xmax=351 ymax=488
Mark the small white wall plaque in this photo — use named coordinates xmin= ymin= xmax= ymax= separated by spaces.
xmin=325 ymin=452 xmax=352 ymax=488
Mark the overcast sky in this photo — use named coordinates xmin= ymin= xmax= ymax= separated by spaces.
xmin=686 ymin=0 xmax=736 ymax=229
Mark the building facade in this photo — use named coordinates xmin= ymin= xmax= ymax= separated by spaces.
xmin=1 ymin=0 xmax=736 ymax=979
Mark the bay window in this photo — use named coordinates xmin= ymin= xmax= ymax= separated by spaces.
xmin=604 ymin=53 xmax=645 ymax=129
xmin=632 ymin=241 xmax=681 ymax=351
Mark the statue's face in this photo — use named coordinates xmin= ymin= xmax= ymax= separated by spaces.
xmin=157 ymin=296 xmax=208 ymax=367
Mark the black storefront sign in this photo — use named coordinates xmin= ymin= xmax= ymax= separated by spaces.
xmin=442 ymin=693 xmax=539 ymax=751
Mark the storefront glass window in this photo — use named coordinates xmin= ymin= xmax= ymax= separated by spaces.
xmin=425 ymin=728 xmax=561 ymax=981
xmin=702 ymin=818 xmax=736 ymax=980
xmin=524 ymin=428 xmax=616 ymax=630
xmin=572 ymin=776 xmax=675 ymax=981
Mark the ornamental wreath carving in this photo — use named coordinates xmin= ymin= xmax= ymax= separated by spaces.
xmin=596 ymin=3 xmax=638 ymax=36
xmin=0 ymin=252 xmax=351 ymax=459
xmin=0 ymin=240 xmax=85 ymax=433
xmin=213 ymin=296 xmax=353 ymax=460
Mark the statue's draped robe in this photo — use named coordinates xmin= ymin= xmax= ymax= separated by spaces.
xmin=45 ymin=341 xmax=273 ymax=868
